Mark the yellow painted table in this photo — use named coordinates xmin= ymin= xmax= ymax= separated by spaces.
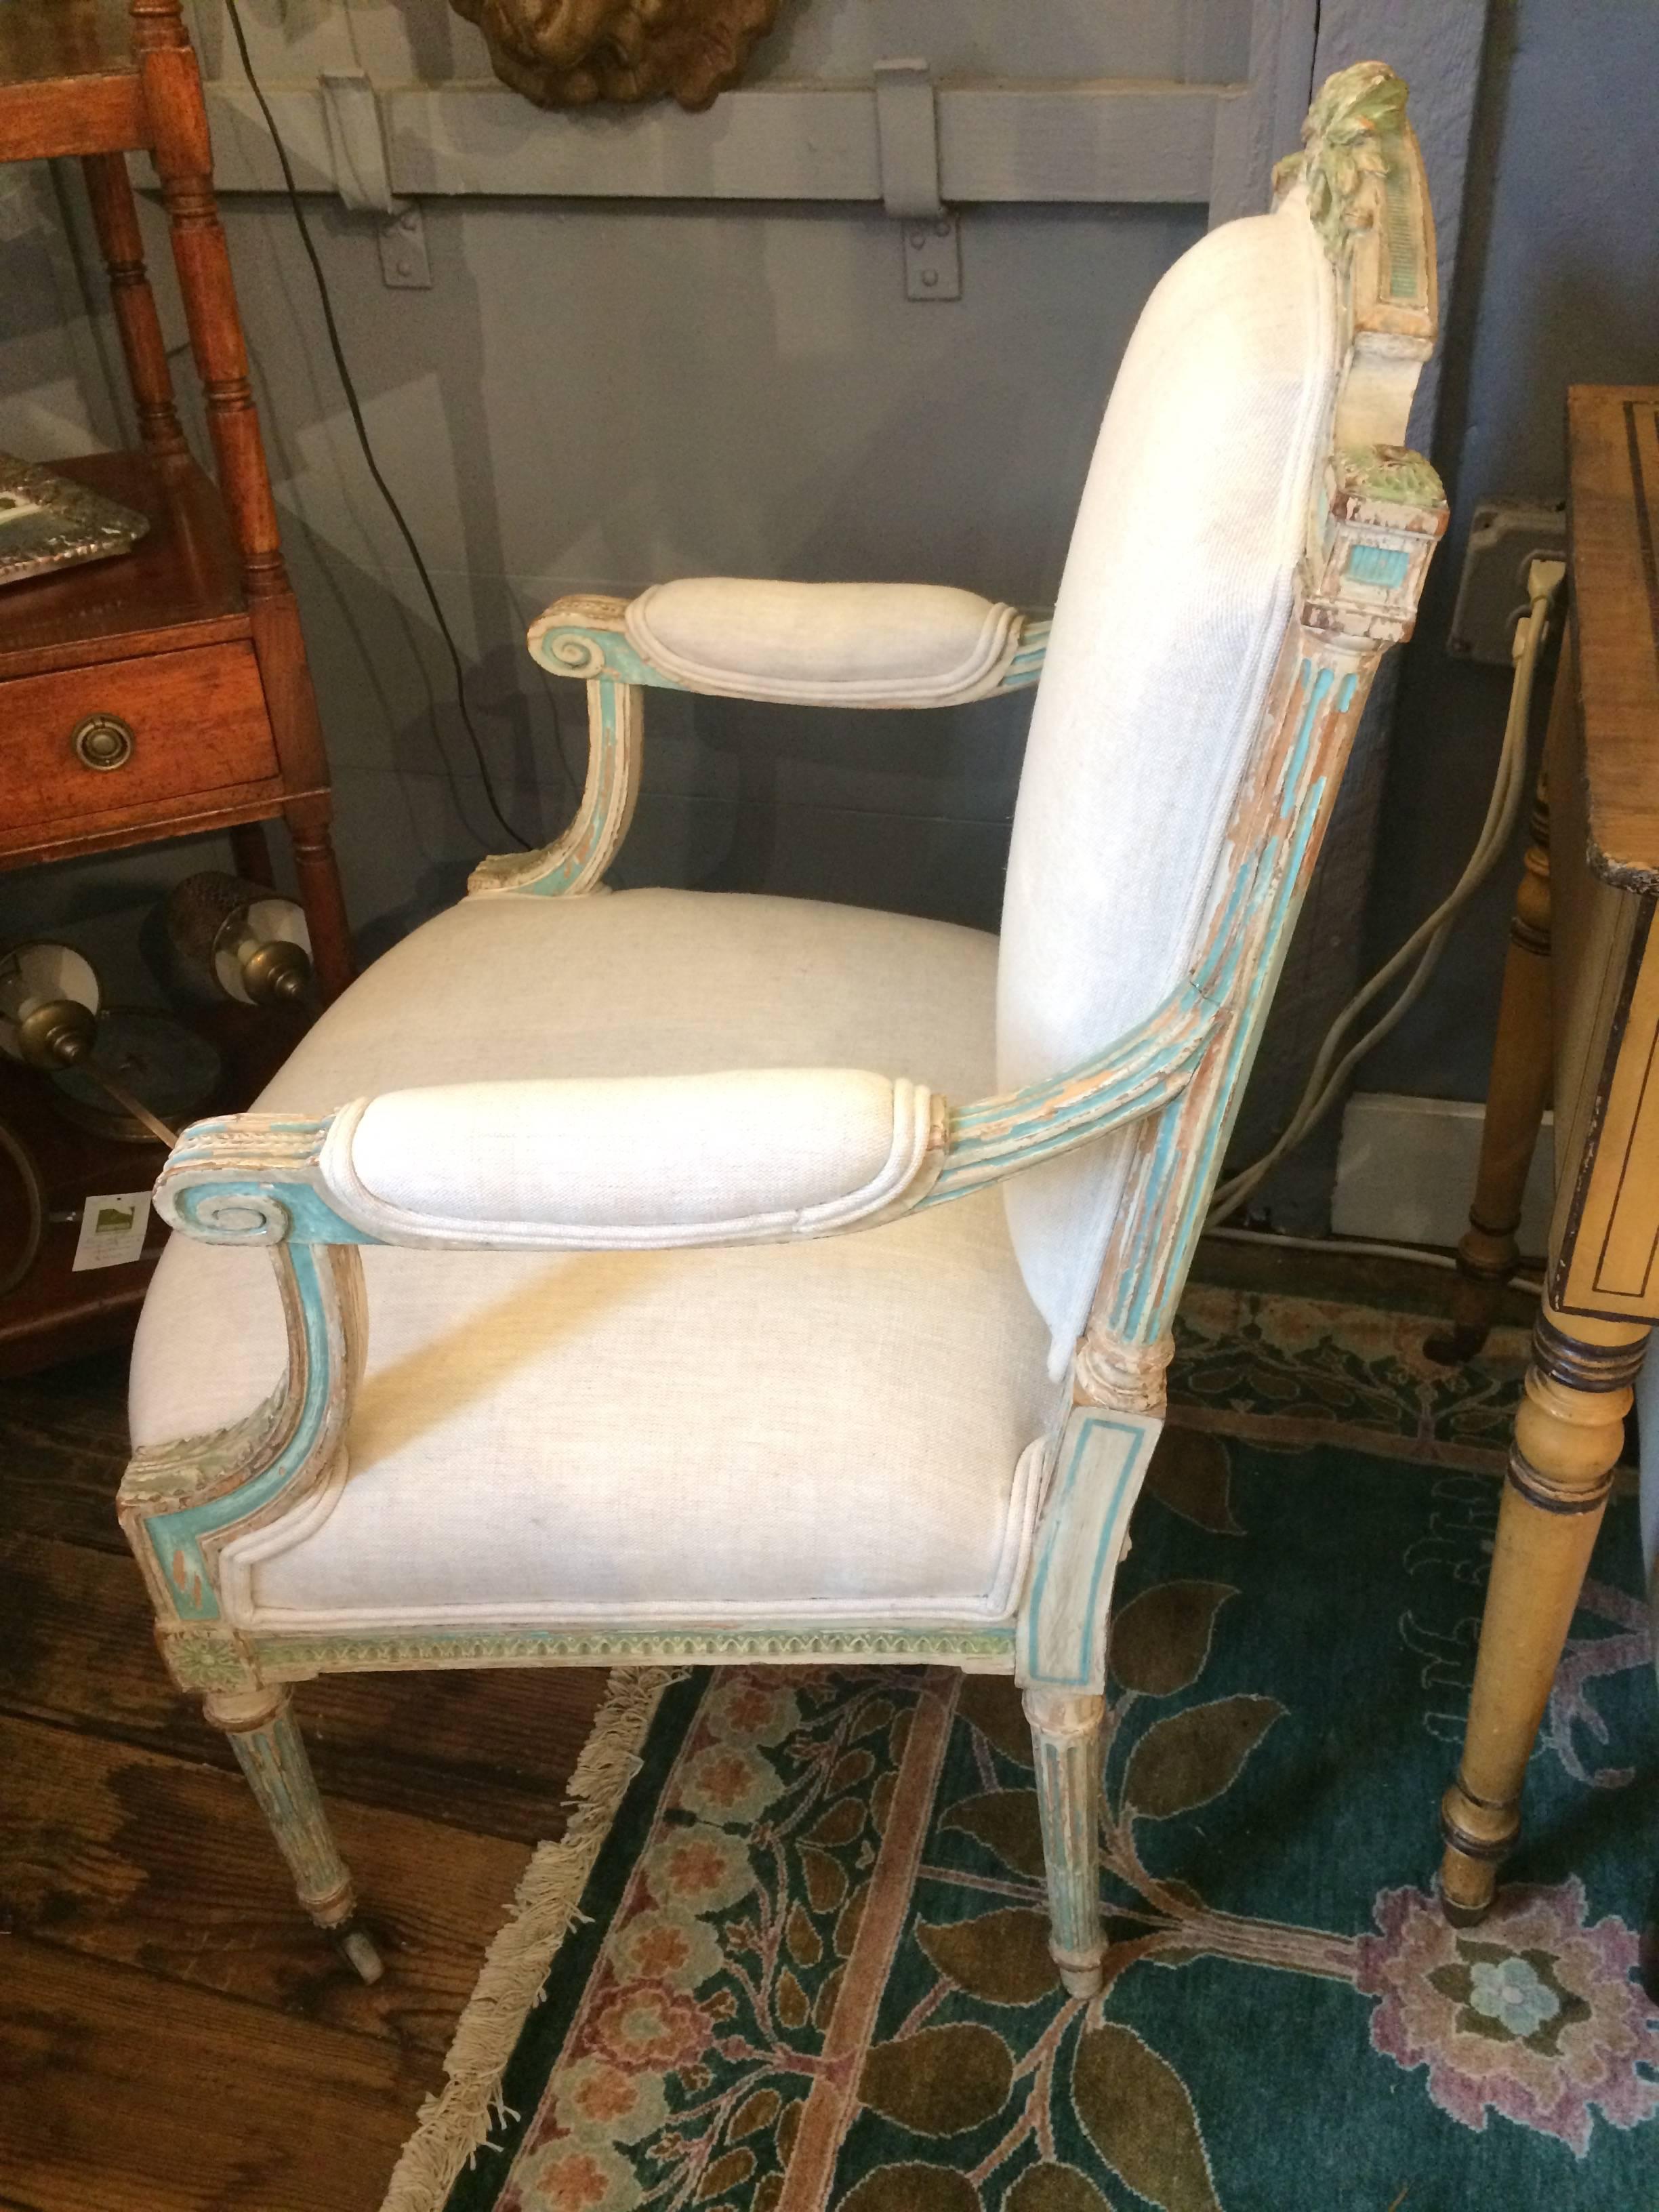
xmin=1439 ymin=386 xmax=1659 ymax=1920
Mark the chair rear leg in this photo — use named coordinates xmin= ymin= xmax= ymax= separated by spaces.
xmin=205 ymin=1685 xmax=384 ymax=1983
xmin=1024 ymin=1687 xmax=1105 ymax=1997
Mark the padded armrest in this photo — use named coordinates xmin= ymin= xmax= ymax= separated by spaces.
xmin=624 ymin=577 xmax=1024 ymax=706
xmin=312 ymin=1068 xmax=945 ymax=1248
xmin=156 ymin=978 xmax=1214 ymax=1254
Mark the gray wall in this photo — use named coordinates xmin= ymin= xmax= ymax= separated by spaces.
xmin=1357 ymin=0 xmax=1659 ymax=1101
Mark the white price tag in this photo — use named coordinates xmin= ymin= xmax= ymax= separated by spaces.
xmin=72 ymin=1191 xmax=152 ymax=1271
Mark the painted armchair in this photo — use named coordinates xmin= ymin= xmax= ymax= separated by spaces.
xmin=120 ymin=64 xmax=1445 ymax=1999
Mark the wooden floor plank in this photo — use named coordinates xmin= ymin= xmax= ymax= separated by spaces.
xmin=0 ymin=1708 xmax=533 ymax=2054
xmin=1 ymin=1530 xmax=608 ymax=1841
xmin=0 ymin=1354 xmax=130 ymax=1554
xmin=0 ymin=1940 xmax=426 ymax=2212
xmin=0 ymin=1350 xmax=624 ymax=2208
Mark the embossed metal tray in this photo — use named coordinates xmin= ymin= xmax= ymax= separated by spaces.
xmin=0 ymin=453 xmax=150 ymax=590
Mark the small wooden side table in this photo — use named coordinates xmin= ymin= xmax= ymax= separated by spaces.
xmin=1437 ymin=386 xmax=1659 ymax=1919
xmin=0 ymin=0 xmax=352 ymax=997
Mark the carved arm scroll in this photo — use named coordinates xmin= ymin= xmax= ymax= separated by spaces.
xmin=468 ymin=596 xmax=647 ymax=898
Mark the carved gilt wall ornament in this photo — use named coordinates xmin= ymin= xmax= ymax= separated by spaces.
xmin=449 ymin=0 xmax=782 ymax=110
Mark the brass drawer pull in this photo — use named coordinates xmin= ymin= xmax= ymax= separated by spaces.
xmin=73 ymin=713 xmax=135 ymax=771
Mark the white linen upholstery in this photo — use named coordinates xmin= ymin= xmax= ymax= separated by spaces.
xmin=998 ymin=189 xmax=1338 ymax=1372
xmin=320 ymin=1067 xmax=942 ymax=1248
xmin=625 ymin=577 xmax=1022 ymax=705
xmin=129 ymin=889 xmax=1063 ymax=1627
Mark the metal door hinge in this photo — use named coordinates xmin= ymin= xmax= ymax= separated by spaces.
xmin=319 ymin=69 xmax=432 ymax=290
xmin=874 ymin=59 xmax=961 ymax=302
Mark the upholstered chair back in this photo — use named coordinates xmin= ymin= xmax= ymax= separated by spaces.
xmin=998 ymin=188 xmax=1338 ymax=1371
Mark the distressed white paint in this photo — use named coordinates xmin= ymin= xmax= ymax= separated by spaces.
xmin=1311 ymin=2 xmax=1489 ymax=480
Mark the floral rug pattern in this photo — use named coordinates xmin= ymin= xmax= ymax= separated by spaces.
xmin=440 ymin=1294 xmax=1658 ymax=2211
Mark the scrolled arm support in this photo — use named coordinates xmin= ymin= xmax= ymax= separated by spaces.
xmin=469 ymin=596 xmax=646 ymax=899
xmin=468 ymin=588 xmax=1051 ymax=899
xmin=117 ymin=1231 xmax=366 ymax=1643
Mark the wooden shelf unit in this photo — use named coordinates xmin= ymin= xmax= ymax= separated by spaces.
xmin=0 ymin=0 xmax=147 ymax=163
xmin=0 ymin=0 xmax=351 ymax=992
xmin=1 ymin=0 xmax=352 ymax=1372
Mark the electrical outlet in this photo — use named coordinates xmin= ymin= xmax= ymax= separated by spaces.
xmin=1447 ymin=497 xmax=1567 ymax=665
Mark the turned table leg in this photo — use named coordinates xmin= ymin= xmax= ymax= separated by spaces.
xmin=1428 ymin=766 xmax=1553 ymax=1367
xmin=1439 ymin=1303 xmax=1647 ymax=1919
xmin=229 ymin=821 xmax=277 ymax=888
xmin=80 ymin=152 xmax=190 ymax=466
xmin=285 ymin=796 xmax=354 ymax=1004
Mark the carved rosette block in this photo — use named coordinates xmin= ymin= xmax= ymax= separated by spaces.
xmin=1024 ymin=1687 xmax=1106 ymax=1995
xmin=449 ymin=0 xmax=782 ymax=111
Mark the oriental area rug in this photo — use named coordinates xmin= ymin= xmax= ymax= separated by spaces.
xmin=382 ymin=1290 xmax=1659 ymax=2212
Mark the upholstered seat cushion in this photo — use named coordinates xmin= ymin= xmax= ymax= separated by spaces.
xmin=129 ymin=889 xmax=1064 ymax=1630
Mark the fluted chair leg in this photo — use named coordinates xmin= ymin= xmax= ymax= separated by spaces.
xmin=205 ymin=1686 xmax=384 ymax=1983
xmin=1025 ymin=1686 xmax=1105 ymax=1996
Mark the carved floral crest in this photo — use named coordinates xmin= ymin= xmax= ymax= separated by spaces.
xmin=449 ymin=0 xmax=781 ymax=110
xmin=1273 ymin=59 xmax=1410 ymax=260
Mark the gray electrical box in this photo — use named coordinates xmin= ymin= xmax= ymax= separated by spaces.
xmin=1447 ymin=498 xmax=1568 ymax=665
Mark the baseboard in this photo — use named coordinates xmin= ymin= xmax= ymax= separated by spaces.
xmin=1332 ymin=1092 xmax=1553 ymax=1258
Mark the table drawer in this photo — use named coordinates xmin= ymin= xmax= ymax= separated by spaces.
xmin=1 ymin=643 xmax=278 ymax=830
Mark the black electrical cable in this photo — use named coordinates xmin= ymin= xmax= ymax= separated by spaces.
xmin=222 ymin=0 xmax=534 ymax=850
xmin=0 ymin=1120 xmax=45 ymax=1300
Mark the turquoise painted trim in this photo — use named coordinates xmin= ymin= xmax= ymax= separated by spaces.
xmin=1279 ymin=660 xmax=1331 ymax=819
xmin=170 ymin=1179 xmax=378 ymax=1246
xmin=145 ymin=1244 xmax=339 ymax=1620
xmin=517 ymin=676 xmax=628 ymax=897
xmin=1105 ymin=653 xmax=1352 ymax=1344
xmin=1345 ymin=544 xmax=1410 ymax=588
xmin=925 ymin=1006 xmax=1215 ymax=1205
xmin=1019 ymin=1412 xmax=1147 ymax=1687
xmin=1382 ymin=151 xmax=1421 ymax=305
xmin=166 ymin=1113 xmax=330 ymax=1168
xmin=228 ymin=1706 xmax=350 ymax=1909
xmin=1115 ymin=766 xmax=1330 ymax=1343
xmin=1000 ymin=620 xmax=1050 ymax=691
xmin=927 ymin=815 xmax=1265 ymax=1204
xmin=946 ymin=986 xmax=1211 ymax=1148
xmin=529 ymin=625 xmax=683 ymax=691
xmin=1191 ymin=866 xmax=1254 ymax=998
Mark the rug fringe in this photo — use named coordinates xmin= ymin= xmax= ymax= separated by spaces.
xmin=378 ymin=1666 xmax=681 ymax=2212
